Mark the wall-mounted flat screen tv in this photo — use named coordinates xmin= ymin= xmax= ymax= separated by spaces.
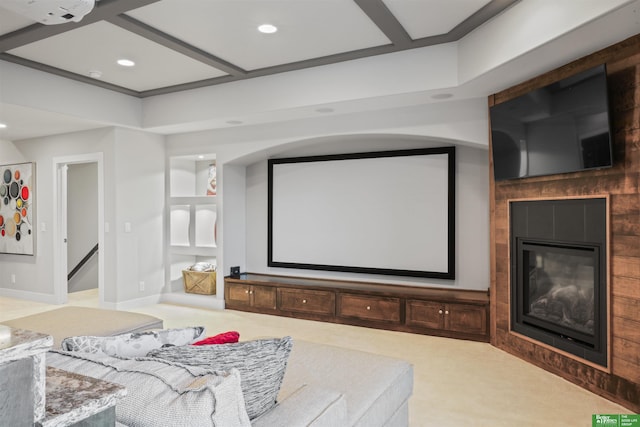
xmin=490 ymin=64 xmax=613 ymax=181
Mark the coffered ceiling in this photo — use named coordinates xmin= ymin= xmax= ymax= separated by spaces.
xmin=0 ymin=0 xmax=515 ymax=97
xmin=1 ymin=0 xmax=638 ymax=142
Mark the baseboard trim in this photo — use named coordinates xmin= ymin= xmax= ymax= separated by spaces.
xmin=160 ymin=292 xmax=225 ymax=310
xmin=0 ymin=288 xmax=58 ymax=304
xmin=108 ymin=294 xmax=163 ymax=311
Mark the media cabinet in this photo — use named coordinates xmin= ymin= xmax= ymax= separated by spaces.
xmin=224 ymin=273 xmax=490 ymax=342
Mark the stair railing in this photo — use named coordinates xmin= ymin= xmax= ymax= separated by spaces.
xmin=67 ymin=243 xmax=99 ymax=281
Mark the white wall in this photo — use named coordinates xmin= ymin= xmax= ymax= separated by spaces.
xmin=245 ymin=139 xmax=489 ymax=290
xmin=143 ymin=43 xmax=458 ymax=132
xmin=2 ymin=112 xmax=489 ymax=306
xmin=0 ymin=129 xmax=115 ymax=301
xmin=220 ymin=164 xmax=247 ymax=287
xmin=167 ymin=122 xmax=490 ymax=291
xmin=0 ymin=61 xmax=142 ymax=130
xmin=0 ymin=140 xmax=25 ymax=163
xmin=0 ymin=128 xmax=165 ymax=305
xmin=112 ymin=128 xmax=165 ymax=303
xmin=458 ymin=0 xmax=636 ymax=86
xmin=0 ymin=140 xmax=30 ymax=294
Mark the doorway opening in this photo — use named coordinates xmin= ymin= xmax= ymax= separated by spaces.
xmin=53 ymin=153 xmax=105 ymax=305
xmin=66 ymin=163 xmax=99 ymax=293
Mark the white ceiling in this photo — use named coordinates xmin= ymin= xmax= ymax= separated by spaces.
xmin=0 ymin=0 xmax=638 ymax=142
xmin=0 ymin=0 xmax=503 ymax=96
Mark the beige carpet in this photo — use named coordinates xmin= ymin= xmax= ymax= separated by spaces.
xmin=0 ymin=289 xmax=631 ymax=426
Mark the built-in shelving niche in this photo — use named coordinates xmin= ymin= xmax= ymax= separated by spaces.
xmin=164 ymin=155 xmax=222 ymax=309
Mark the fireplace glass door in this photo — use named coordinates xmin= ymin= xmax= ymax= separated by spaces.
xmin=509 ymin=197 xmax=608 ymax=367
xmin=517 ymin=240 xmax=600 ymax=348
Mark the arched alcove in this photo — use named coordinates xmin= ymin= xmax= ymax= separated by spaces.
xmin=221 ymin=133 xmax=490 ymax=291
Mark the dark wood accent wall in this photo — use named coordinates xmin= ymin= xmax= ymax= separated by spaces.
xmin=489 ymin=34 xmax=640 ymax=412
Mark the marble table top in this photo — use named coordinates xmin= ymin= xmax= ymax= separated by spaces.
xmin=0 ymin=326 xmax=52 ymax=365
xmin=39 ymin=366 xmax=127 ymax=427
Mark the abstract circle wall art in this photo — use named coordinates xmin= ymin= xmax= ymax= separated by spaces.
xmin=0 ymin=162 xmax=35 ymax=255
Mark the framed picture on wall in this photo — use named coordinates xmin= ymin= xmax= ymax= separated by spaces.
xmin=0 ymin=162 xmax=35 ymax=255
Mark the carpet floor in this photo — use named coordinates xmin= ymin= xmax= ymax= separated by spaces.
xmin=0 ymin=289 xmax=631 ymax=426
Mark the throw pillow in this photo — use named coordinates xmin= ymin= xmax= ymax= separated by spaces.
xmin=47 ymin=350 xmax=251 ymax=427
xmin=193 ymin=331 xmax=240 ymax=346
xmin=60 ymin=326 xmax=205 ymax=357
xmin=147 ymin=336 xmax=293 ymax=420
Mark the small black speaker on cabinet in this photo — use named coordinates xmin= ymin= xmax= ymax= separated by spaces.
xmin=230 ymin=266 xmax=240 ymax=278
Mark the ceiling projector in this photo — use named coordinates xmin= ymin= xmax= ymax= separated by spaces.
xmin=2 ymin=0 xmax=96 ymax=25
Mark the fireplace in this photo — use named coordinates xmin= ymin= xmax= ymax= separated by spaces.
xmin=510 ymin=198 xmax=608 ymax=367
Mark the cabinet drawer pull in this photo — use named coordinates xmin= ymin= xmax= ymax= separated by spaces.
xmin=438 ymin=309 xmax=443 ymax=314
xmin=445 ymin=310 xmax=449 ymax=315
xmin=249 ymin=290 xmax=253 ymax=295
xmin=302 ymin=299 xmax=307 ymax=304
xmin=245 ymin=290 xmax=249 ymax=294
xmin=366 ymin=306 xmax=371 ymax=310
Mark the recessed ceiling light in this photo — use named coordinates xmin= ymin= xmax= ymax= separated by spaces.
xmin=0 ymin=123 xmax=7 ymax=129
xmin=258 ymin=24 xmax=278 ymax=34
xmin=88 ymin=70 xmax=102 ymax=79
xmin=117 ymin=59 xmax=135 ymax=67
xmin=226 ymin=120 xmax=244 ymax=125
xmin=198 ymin=155 xmax=204 ymax=159
xmin=315 ymin=108 xmax=335 ymax=113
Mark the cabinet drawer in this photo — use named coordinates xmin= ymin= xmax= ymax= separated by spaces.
xmin=406 ymin=299 xmax=488 ymax=338
xmin=227 ymin=283 xmax=251 ymax=305
xmin=406 ymin=300 xmax=443 ymax=329
xmin=446 ymin=303 xmax=488 ymax=336
xmin=253 ymin=285 xmax=277 ymax=310
xmin=278 ymin=288 xmax=335 ymax=315
xmin=338 ymin=294 xmax=401 ymax=323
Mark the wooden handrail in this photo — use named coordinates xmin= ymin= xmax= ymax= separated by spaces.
xmin=67 ymin=243 xmax=99 ymax=281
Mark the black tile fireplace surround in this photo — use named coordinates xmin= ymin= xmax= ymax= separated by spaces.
xmin=510 ymin=198 xmax=608 ymax=367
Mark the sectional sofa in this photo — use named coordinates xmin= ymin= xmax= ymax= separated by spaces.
xmin=4 ymin=306 xmax=414 ymax=426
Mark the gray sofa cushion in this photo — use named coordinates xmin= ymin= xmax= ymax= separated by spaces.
xmin=47 ymin=350 xmax=250 ymax=427
xmin=251 ymin=384 xmax=348 ymax=427
xmin=60 ymin=326 xmax=205 ymax=357
xmin=147 ymin=336 xmax=293 ymax=420
xmin=278 ymin=340 xmax=413 ymax=427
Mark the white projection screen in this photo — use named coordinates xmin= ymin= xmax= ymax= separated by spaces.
xmin=268 ymin=147 xmax=455 ymax=279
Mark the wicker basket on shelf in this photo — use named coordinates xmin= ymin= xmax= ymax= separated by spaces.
xmin=182 ymin=268 xmax=216 ymax=295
